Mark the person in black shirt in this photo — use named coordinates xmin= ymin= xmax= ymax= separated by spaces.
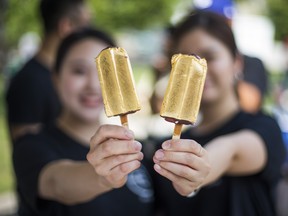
xmin=6 ymin=0 xmax=91 ymax=141
xmin=13 ymin=28 xmax=154 ymax=216
xmin=151 ymin=11 xmax=286 ymax=216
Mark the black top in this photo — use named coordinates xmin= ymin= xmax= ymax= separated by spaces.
xmin=153 ymin=111 xmax=285 ymax=216
xmin=243 ymin=55 xmax=268 ymax=96
xmin=6 ymin=57 xmax=61 ymax=126
xmin=13 ymin=125 xmax=154 ymax=216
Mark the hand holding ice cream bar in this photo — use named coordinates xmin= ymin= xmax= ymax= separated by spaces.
xmin=96 ymin=47 xmax=141 ymax=128
xmin=160 ymin=54 xmax=207 ymax=139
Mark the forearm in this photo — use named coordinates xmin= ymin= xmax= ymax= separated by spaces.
xmin=39 ymin=160 xmax=112 ymax=205
xmin=201 ymin=136 xmax=236 ymax=186
xmin=202 ymin=130 xmax=266 ymax=186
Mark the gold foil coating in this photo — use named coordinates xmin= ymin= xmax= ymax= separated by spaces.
xmin=96 ymin=47 xmax=141 ymax=117
xmin=160 ymin=54 xmax=207 ymax=124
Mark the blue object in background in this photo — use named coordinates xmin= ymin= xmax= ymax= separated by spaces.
xmin=193 ymin=0 xmax=235 ymax=19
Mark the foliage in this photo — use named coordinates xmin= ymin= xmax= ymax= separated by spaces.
xmin=0 ymin=74 xmax=14 ymax=193
xmin=89 ymin=0 xmax=178 ymax=32
xmin=267 ymin=0 xmax=288 ymax=41
xmin=4 ymin=0 xmax=179 ymax=47
xmin=4 ymin=0 xmax=40 ymax=46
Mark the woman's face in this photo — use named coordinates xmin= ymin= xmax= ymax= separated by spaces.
xmin=56 ymin=39 xmax=107 ymax=123
xmin=176 ymin=28 xmax=241 ymax=105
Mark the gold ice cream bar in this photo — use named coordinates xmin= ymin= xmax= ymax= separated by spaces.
xmin=96 ymin=47 xmax=141 ymax=127
xmin=160 ymin=54 xmax=207 ymax=138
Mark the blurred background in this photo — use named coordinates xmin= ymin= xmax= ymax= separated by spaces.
xmin=0 ymin=0 xmax=288 ymax=215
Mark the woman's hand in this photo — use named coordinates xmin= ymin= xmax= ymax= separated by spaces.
xmin=153 ymin=139 xmax=210 ymax=196
xmin=87 ymin=125 xmax=143 ymax=190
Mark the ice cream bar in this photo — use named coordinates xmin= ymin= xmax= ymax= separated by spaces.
xmin=96 ymin=47 xmax=141 ymax=128
xmin=160 ymin=54 xmax=207 ymax=139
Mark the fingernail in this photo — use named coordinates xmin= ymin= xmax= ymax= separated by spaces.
xmin=154 ymin=164 xmax=161 ymax=172
xmin=134 ymin=141 xmax=142 ymax=151
xmin=139 ymin=152 xmax=144 ymax=160
xmin=153 ymin=158 xmax=160 ymax=164
xmin=155 ymin=150 xmax=164 ymax=160
xmin=162 ymin=141 xmax=171 ymax=149
xmin=125 ymin=130 xmax=134 ymax=139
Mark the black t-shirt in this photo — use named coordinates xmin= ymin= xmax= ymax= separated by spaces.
xmin=13 ymin=125 xmax=154 ymax=216
xmin=243 ymin=55 xmax=268 ymax=96
xmin=6 ymin=57 xmax=61 ymax=126
xmin=153 ymin=111 xmax=286 ymax=216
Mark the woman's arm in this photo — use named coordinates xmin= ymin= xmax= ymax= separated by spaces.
xmin=39 ymin=160 xmax=108 ymax=205
xmin=153 ymin=139 xmax=211 ymax=196
xmin=153 ymin=129 xmax=266 ymax=196
xmin=203 ymin=129 xmax=266 ymax=185
xmin=39 ymin=125 xmax=143 ymax=205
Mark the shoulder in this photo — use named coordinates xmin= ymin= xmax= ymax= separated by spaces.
xmin=241 ymin=110 xmax=285 ymax=156
xmin=6 ymin=58 xmax=53 ymax=103
xmin=244 ymin=55 xmax=263 ymax=64
xmin=13 ymin=58 xmax=48 ymax=78
xmin=8 ymin=58 xmax=50 ymax=90
xmin=14 ymin=129 xmax=53 ymax=156
xmin=12 ymin=128 xmax=61 ymax=211
xmin=240 ymin=111 xmax=280 ymax=131
xmin=232 ymin=111 xmax=283 ymax=150
xmin=13 ymin=126 xmax=60 ymax=163
xmin=13 ymin=127 xmax=64 ymax=177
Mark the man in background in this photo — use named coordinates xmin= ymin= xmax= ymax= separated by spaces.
xmin=6 ymin=0 xmax=91 ymax=141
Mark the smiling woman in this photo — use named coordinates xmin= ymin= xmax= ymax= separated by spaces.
xmin=12 ymin=28 xmax=155 ymax=216
xmin=152 ymin=11 xmax=286 ymax=216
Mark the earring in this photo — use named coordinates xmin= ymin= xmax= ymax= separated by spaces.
xmin=234 ymin=72 xmax=243 ymax=81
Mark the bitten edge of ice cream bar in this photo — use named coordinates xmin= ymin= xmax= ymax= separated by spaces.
xmin=160 ymin=53 xmax=207 ymax=125
xmin=95 ymin=47 xmax=141 ymax=117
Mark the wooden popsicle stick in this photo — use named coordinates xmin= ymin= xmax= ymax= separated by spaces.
xmin=120 ymin=114 xmax=129 ymax=129
xmin=172 ymin=123 xmax=183 ymax=140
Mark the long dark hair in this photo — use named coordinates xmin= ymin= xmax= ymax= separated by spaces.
xmin=54 ymin=27 xmax=116 ymax=74
xmin=171 ymin=11 xmax=238 ymax=58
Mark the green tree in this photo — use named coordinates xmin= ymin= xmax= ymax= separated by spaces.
xmin=4 ymin=0 xmax=179 ymax=47
xmin=89 ymin=0 xmax=179 ymax=32
xmin=4 ymin=0 xmax=40 ymax=47
xmin=267 ymin=0 xmax=288 ymax=41
xmin=0 ymin=0 xmax=8 ymax=73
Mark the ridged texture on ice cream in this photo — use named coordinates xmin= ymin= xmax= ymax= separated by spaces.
xmin=96 ymin=47 xmax=141 ymax=117
xmin=160 ymin=54 xmax=207 ymax=124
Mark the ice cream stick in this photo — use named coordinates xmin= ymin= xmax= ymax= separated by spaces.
xmin=120 ymin=114 xmax=129 ymax=128
xmin=172 ymin=123 xmax=183 ymax=139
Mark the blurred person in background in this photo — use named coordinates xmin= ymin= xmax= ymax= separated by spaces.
xmin=5 ymin=0 xmax=91 ymax=142
xmin=13 ymin=27 xmax=156 ymax=216
xmin=273 ymin=35 xmax=288 ymax=216
xmin=151 ymin=11 xmax=285 ymax=216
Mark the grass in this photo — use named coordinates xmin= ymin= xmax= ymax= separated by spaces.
xmin=0 ymin=74 xmax=14 ymax=193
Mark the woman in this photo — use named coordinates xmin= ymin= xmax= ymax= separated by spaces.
xmin=13 ymin=28 xmax=154 ymax=216
xmin=151 ymin=11 xmax=286 ymax=216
